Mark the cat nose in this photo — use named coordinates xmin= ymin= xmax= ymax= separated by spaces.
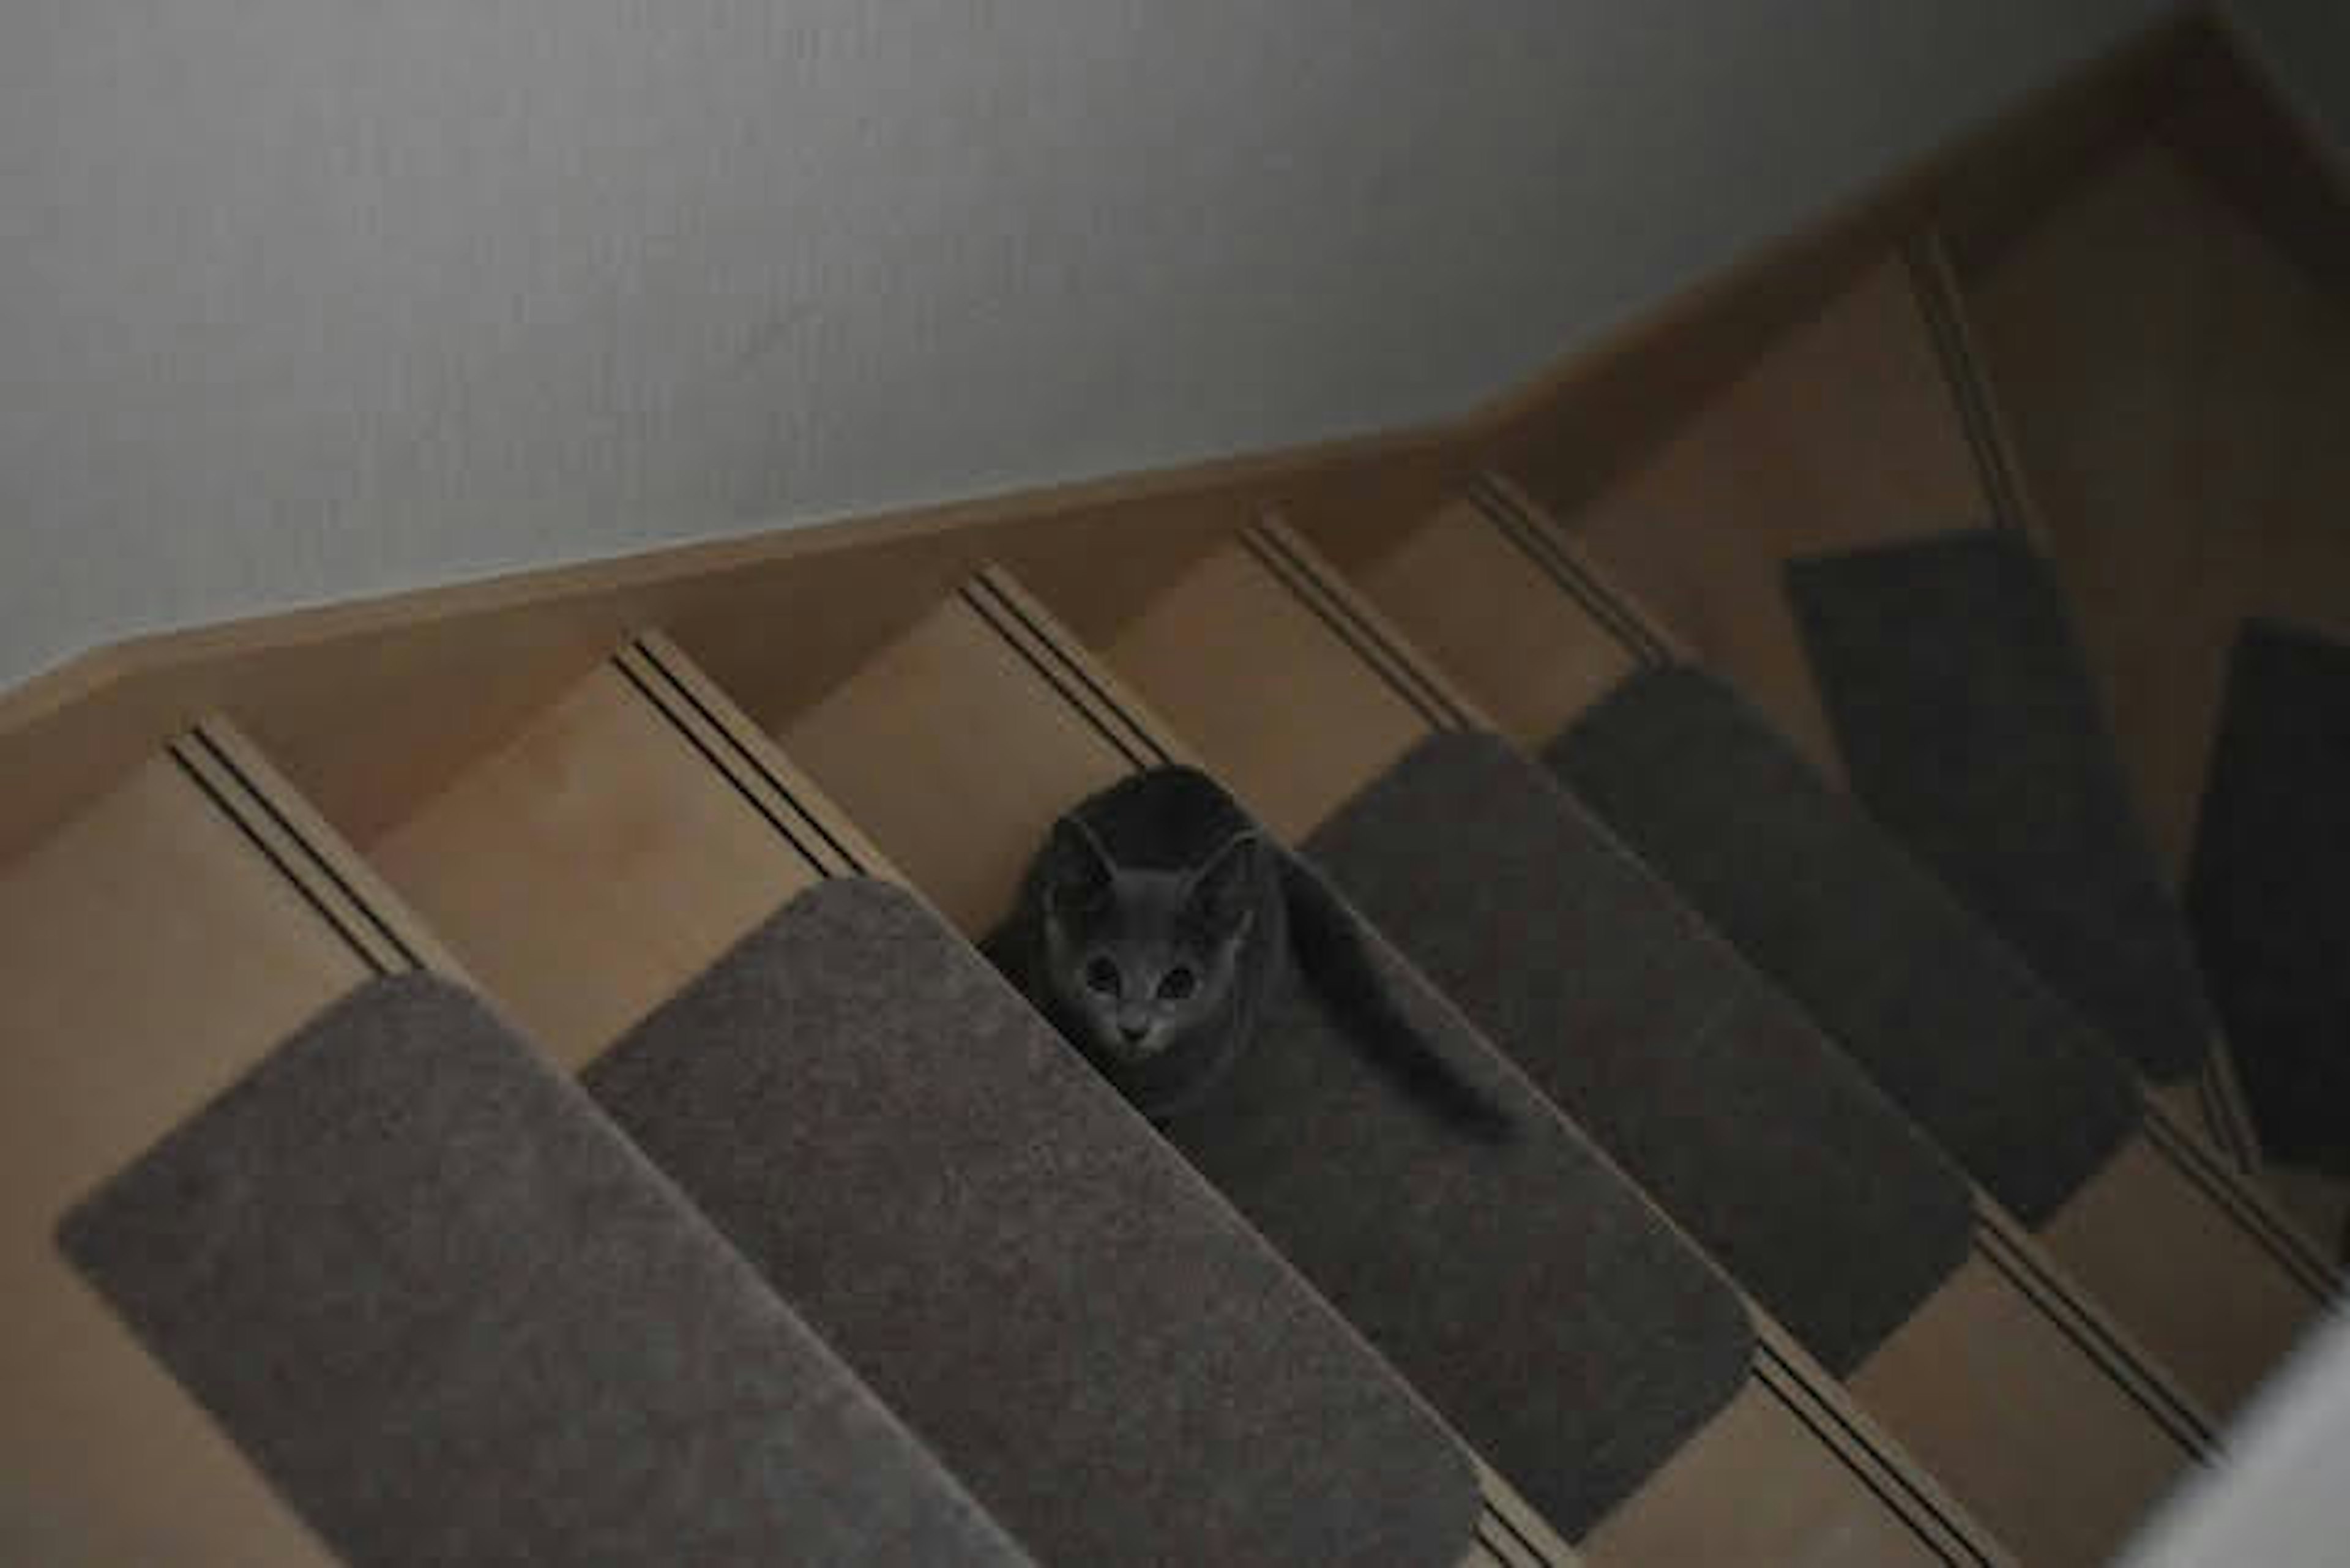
xmin=1119 ymin=1022 xmax=1149 ymax=1045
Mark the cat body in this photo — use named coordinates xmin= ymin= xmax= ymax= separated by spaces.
xmin=997 ymin=766 xmax=1508 ymax=1137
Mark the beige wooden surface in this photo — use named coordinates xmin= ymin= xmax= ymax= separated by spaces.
xmin=1580 ymin=1378 xmax=1974 ymax=1568
xmin=0 ymin=425 xmax=1452 ymax=875
xmin=1351 ymin=482 xmax=2332 ymax=1408
xmin=2267 ymin=1164 xmax=2350 ymax=1270
xmin=1337 ymin=495 xmax=1649 ymax=746
xmin=1106 ymin=538 xmax=1438 ymax=841
xmin=2145 ymin=1068 xmax=2262 ymax=1185
xmin=1965 ymin=143 xmax=2350 ymax=878
xmin=783 ymin=593 xmax=1136 ymax=935
xmin=187 ymin=720 xmax=472 ymax=980
xmin=1471 ymin=1461 xmax=1586 ymax=1567
xmin=1919 ymin=215 xmax=2274 ymax=1178
xmin=2044 ymin=1127 xmax=2327 ymax=1417
xmin=628 ymin=632 xmax=901 ymax=883
xmin=1548 ymin=261 xmax=1995 ymax=782
xmin=0 ymin=753 xmax=370 ymax=1566
xmin=372 ymin=657 xmax=827 ymax=1069
xmin=790 ymin=565 xmax=2009 ymax=1561
xmin=1472 ymin=13 xmax=2212 ymax=543
xmin=1061 ymin=529 xmax=2218 ymax=1559
xmin=1851 ymin=1249 xmax=2196 ymax=1566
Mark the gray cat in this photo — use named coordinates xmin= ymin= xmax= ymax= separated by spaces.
xmin=994 ymin=765 xmax=1510 ymax=1137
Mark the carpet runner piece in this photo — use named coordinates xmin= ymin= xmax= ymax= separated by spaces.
xmin=1127 ymin=894 xmax=1759 ymax=1539
xmin=588 ymin=877 xmax=1488 ymax=1566
xmin=2187 ymin=619 xmax=2350 ymax=1173
xmin=1548 ymin=663 xmax=2142 ymax=1226
xmin=59 ymin=973 xmax=1034 ymax=1568
xmin=1304 ymin=730 xmax=1979 ymax=1378
xmin=1784 ymin=529 xmax=2218 ymax=1087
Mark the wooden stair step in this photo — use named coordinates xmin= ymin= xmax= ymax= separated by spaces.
xmin=777 ymin=565 xmax=2005 ymax=1565
xmin=0 ymin=722 xmax=457 ymax=1564
xmin=370 ymin=635 xmax=877 ymax=1065
xmin=2187 ymin=620 xmax=2350 ymax=1251
xmin=62 ymin=965 xmax=1036 ymax=1568
xmin=1063 ymin=520 xmax=2216 ymax=1563
xmin=343 ymin=626 xmax=1501 ymax=1567
xmin=1310 ymin=474 xmax=2332 ymax=1408
xmin=1457 ymin=249 xmax=2278 ymax=1174
xmin=1 ymin=723 xmax=1033 ymax=1568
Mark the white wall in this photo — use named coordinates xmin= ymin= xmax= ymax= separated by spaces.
xmin=0 ymin=1 xmax=2180 ymax=689
xmin=2226 ymin=0 xmax=2350 ymax=155
xmin=2123 ymin=1302 xmax=2350 ymax=1565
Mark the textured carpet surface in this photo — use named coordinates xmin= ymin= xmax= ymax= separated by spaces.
xmin=1143 ymin=881 xmax=1755 ymax=1539
xmin=1551 ymin=665 xmax=2141 ymax=1225
xmin=2187 ymin=619 xmax=2350 ymax=1170
xmin=59 ymin=973 xmax=1029 ymax=1568
xmin=1786 ymin=529 xmax=2216 ymax=1084
xmin=588 ymin=878 xmax=1479 ymax=1568
xmin=1307 ymin=731 xmax=1976 ymax=1376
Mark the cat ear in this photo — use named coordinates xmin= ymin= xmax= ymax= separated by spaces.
xmin=1187 ymin=831 xmax=1262 ymax=937
xmin=1043 ymin=815 xmax=1115 ymax=916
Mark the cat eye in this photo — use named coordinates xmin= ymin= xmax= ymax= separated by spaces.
xmin=1084 ymin=957 xmax=1122 ymax=997
xmin=1158 ymin=966 xmax=1196 ymax=1001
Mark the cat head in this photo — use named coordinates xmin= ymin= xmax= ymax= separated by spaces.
xmin=1037 ymin=815 xmax=1259 ymax=1066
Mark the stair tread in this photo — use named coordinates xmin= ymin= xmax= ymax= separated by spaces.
xmin=373 ymin=657 xmax=829 ymax=1066
xmin=1087 ymin=530 xmax=2247 ymax=1558
xmin=63 ymin=969 xmax=1031 ymax=1568
xmin=1785 ymin=528 xmax=2218 ymax=1085
xmin=793 ymin=562 xmax=2037 ymax=1560
xmin=588 ymin=878 xmax=1486 ymax=1567
xmin=0 ymin=745 xmax=375 ymax=1564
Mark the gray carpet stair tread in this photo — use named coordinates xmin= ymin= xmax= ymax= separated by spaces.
xmin=1306 ymin=731 xmax=1977 ymax=1377
xmin=1147 ymin=897 xmax=1755 ymax=1539
xmin=586 ymin=878 xmax=1480 ymax=1568
xmin=1785 ymin=529 xmax=2216 ymax=1084
xmin=58 ymin=972 xmax=1029 ymax=1568
xmin=2187 ymin=619 xmax=2350 ymax=1170
xmin=1550 ymin=664 xmax=2141 ymax=1225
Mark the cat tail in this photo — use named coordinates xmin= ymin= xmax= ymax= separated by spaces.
xmin=1277 ymin=854 xmax=1514 ymax=1143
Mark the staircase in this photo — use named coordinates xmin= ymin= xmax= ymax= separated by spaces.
xmin=5 ymin=16 xmax=2349 ymax=1566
